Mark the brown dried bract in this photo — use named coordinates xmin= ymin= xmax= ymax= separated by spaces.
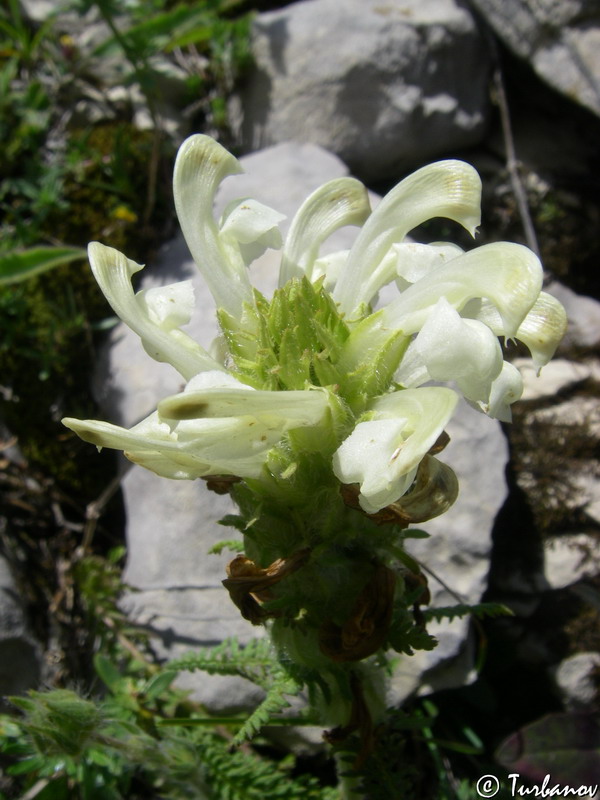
xmin=339 ymin=433 xmax=457 ymax=526
xmin=318 ymin=563 xmax=396 ymax=662
xmin=428 ymin=430 xmax=450 ymax=455
xmin=222 ymin=549 xmax=310 ymax=624
xmin=202 ymin=475 xmax=242 ymax=495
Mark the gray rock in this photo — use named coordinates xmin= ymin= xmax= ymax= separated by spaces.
xmin=547 ymin=281 xmax=600 ymax=350
xmin=516 ymin=395 xmax=600 ymax=531
xmin=230 ymin=0 xmax=490 ymax=180
xmin=0 ymin=556 xmax=42 ymax=696
xmin=470 ymin=0 xmax=600 ymax=117
xmin=544 ymin=534 xmax=600 ymax=590
xmin=20 ymin=0 xmax=56 ymax=23
xmin=553 ymin=652 xmax=600 ymax=710
xmin=95 ymin=142 xmax=506 ymax=711
xmin=515 ymin=358 xmax=592 ymax=401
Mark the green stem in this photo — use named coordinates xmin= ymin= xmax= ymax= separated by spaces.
xmin=335 ymin=753 xmax=363 ymax=800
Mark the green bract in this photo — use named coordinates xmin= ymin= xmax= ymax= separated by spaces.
xmin=63 ymin=134 xmax=567 ymax=516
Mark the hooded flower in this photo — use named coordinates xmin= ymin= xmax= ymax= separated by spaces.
xmin=63 ymin=134 xmax=566 ymax=516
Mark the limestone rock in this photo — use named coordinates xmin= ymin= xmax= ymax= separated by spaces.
xmin=230 ymin=0 xmax=490 ymax=180
xmin=547 ymin=281 xmax=600 ymax=350
xmin=515 ymin=394 xmax=600 ymax=536
xmin=515 ymin=358 xmax=592 ymax=401
xmin=470 ymin=0 xmax=600 ymax=117
xmin=544 ymin=534 xmax=600 ymax=590
xmin=553 ymin=652 xmax=600 ymax=710
xmin=0 ymin=556 xmax=42 ymax=696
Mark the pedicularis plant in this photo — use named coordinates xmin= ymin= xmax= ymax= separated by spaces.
xmin=63 ymin=135 xmax=566 ymax=795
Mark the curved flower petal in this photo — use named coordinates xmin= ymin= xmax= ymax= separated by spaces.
xmin=471 ymin=291 xmax=567 ymax=372
xmin=62 ymin=412 xmax=177 ymax=453
xmin=173 ymin=134 xmax=254 ymax=321
xmin=279 ymin=177 xmax=371 ymax=286
xmin=88 ymin=242 xmax=221 ymax=380
xmin=381 ymin=242 xmax=543 ymax=338
xmin=158 ymin=385 xmax=330 ymax=428
xmin=412 ymin=297 xmax=503 ymax=403
xmin=333 ymin=160 xmax=481 ymax=316
xmin=62 ymin=410 xmax=287 ymax=480
xmin=483 ymin=361 xmax=524 ymax=422
xmin=220 ymin=197 xmax=286 ymax=266
xmin=332 ymin=386 xmax=458 ymax=513
xmin=393 ymin=338 xmax=430 ymax=389
xmin=394 ymin=241 xmax=464 ymax=290
xmin=137 ymin=281 xmax=194 ymax=331
xmin=311 ymin=249 xmax=350 ymax=291
xmin=64 ymin=371 xmax=332 ymax=483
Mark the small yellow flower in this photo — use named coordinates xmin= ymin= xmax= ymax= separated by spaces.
xmin=111 ymin=205 xmax=138 ymax=224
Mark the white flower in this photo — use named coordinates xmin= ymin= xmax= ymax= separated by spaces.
xmin=332 ymin=387 xmax=458 ymax=514
xmin=63 ymin=372 xmax=331 ymax=480
xmin=63 ymin=134 xmax=567 ymax=515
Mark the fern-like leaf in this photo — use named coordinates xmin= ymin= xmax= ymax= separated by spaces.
xmin=423 ymin=602 xmax=513 ymax=624
xmin=207 ymin=539 xmax=245 ymax=555
xmin=192 ymin=728 xmax=337 ymax=799
xmin=232 ymin=673 xmax=302 ymax=746
xmin=166 ymin=638 xmax=305 ymax=744
xmin=166 ymin=638 xmax=278 ymax=689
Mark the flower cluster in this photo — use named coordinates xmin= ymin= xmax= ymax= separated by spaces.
xmin=63 ymin=134 xmax=566 ymax=518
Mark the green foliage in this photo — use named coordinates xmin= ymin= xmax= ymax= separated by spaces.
xmin=208 ymin=538 xmax=246 ymax=555
xmin=192 ymin=730 xmax=339 ymax=800
xmin=0 ymin=245 xmax=87 ymax=285
xmin=167 ymin=637 xmax=280 ymax=685
xmin=0 ymin=0 xmax=252 ymax=482
xmin=0 ymin=650 xmax=335 ymax=800
xmin=165 ymin=638 xmax=307 ymax=744
xmin=232 ymin=673 xmax=302 ymax=746
xmin=387 ymin=603 xmax=438 ymax=656
xmin=423 ymin=602 xmax=514 ymax=624
xmin=10 ymin=690 xmax=104 ymax=760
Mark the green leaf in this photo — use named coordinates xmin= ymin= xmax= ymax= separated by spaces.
xmin=142 ymin=670 xmax=177 ymax=701
xmin=7 ymin=754 xmax=46 ymax=775
xmin=402 ymin=528 xmax=430 ymax=539
xmin=166 ymin=638 xmax=277 ymax=688
xmin=24 ymin=775 xmax=70 ymax=800
xmin=207 ymin=539 xmax=245 ymax=555
xmin=422 ymin=736 xmax=483 ymax=755
xmin=93 ymin=654 xmax=123 ymax=693
xmin=232 ymin=675 xmax=301 ymax=746
xmin=424 ymin=602 xmax=513 ymax=624
xmin=164 ymin=24 xmax=213 ymax=51
xmin=0 ymin=247 xmax=87 ymax=285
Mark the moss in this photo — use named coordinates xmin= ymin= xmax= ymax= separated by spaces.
xmin=47 ymin=122 xmax=176 ymax=261
xmin=1 ymin=120 xmax=178 ymax=495
xmin=1 ymin=264 xmax=112 ymax=495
